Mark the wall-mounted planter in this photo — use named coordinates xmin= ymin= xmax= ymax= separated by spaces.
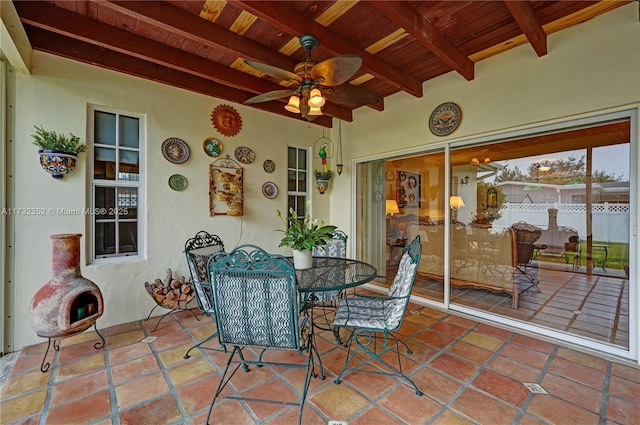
xmin=315 ymin=178 xmax=330 ymax=194
xmin=38 ymin=150 xmax=78 ymax=179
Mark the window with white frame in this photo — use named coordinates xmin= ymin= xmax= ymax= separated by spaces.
xmin=287 ymin=146 xmax=308 ymax=218
xmin=90 ymin=107 xmax=143 ymax=260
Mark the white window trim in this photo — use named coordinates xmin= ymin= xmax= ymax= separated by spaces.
xmin=87 ymin=104 xmax=146 ymax=263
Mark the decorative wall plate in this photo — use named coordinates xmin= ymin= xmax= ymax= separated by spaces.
xmin=234 ymin=146 xmax=255 ymax=164
xmin=161 ymin=138 xmax=190 ymax=164
xmin=168 ymin=174 xmax=187 ymax=191
xmin=262 ymin=182 xmax=278 ymax=199
xmin=428 ymin=102 xmax=462 ymax=136
xmin=203 ymin=137 xmax=223 ymax=157
xmin=263 ymin=159 xmax=275 ymax=173
xmin=211 ymin=104 xmax=242 ymax=137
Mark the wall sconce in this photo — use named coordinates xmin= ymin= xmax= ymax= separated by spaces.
xmin=386 ymin=200 xmax=400 ymax=217
xmin=449 ymin=195 xmax=465 ymax=222
xmin=461 ymin=175 xmax=469 ymax=185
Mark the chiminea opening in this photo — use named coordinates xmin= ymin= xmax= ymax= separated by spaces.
xmin=68 ymin=292 xmax=101 ymax=325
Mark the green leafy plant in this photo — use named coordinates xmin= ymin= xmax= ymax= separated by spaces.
xmin=276 ymin=208 xmax=337 ymax=251
xmin=32 ymin=125 xmax=86 ymax=154
xmin=314 ymin=169 xmax=333 ymax=180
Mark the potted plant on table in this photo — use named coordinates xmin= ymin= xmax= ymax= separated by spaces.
xmin=32 ymin=125 xmax=86 ymax=179
xmin=276 ymin=208 xmax=337 ymax=269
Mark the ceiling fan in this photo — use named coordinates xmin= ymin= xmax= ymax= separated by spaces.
xmin=243 ymin=34 xmax=379 ymax=120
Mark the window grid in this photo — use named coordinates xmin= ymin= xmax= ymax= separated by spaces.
xmin=91 ymin=107 xmax=143 ymax=260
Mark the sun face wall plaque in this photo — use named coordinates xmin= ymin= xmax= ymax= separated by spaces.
xmin=428 ymin=102 xmax=462 ymax=136
xmin=211 ymin=104 xmax=242 ymax=137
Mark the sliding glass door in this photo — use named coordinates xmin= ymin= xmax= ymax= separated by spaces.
xmin=356 ymin=117 xmax=633 ymax=356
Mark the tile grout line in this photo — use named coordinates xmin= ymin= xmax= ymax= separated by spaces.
xmin=39 ymin=340 xmax=61 ymax=425
xmin=598 ymin=361 xmax=612 ymax=425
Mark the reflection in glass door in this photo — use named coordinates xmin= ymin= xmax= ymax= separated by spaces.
xmin=449 ymin=121 xmax=631 ymax=349
xmin=356 ymin=118 xmax=633 ymax=356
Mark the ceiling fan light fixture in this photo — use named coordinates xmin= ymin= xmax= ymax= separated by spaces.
xmin=308 ymin=88 xmax=325 ymax=108
xmin=284 ymin=95 xmax=300 ymax=113
xmin=308 ymin=106 xmax=323 ymax=116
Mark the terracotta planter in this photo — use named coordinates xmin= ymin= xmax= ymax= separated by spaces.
xmin=38 ymin=149 xmax=78 ymax=179
xmin=315 ymin=178 xmax=330 ymax=194
xmin=292 ymin=249 xmax=313 ymax=269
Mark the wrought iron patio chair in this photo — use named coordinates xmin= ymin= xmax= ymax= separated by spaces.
xmin=305 ymin=230 xmax=348 ymax=330
xmin=206 ymin=245 xmax=316 ymax=425
xmin=332 ymin=235 xmax=423 ymax=395
xmin=182 ymin=231 xmax=225 ymax=359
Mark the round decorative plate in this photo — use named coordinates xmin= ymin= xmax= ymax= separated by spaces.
xmin=203 ymin=137 xmax=223 ymax=157
xmin=234 ymin=146 xmax=256 ymax=164
xmin=211 ymin=104 xmax=242 ymax=137
xmin=262 ymin=181 xmax=278 ymax=199
xmin=263 ymin=159 xmax=275 ymax=173
xmin=428 ymin=102 xmax=462 ymax=136
xmin=168 ymin=174 xmax=187 ymax=191
xmin=386 ymin=170 xmax=395 ymax=181
xmin=161 ymin=137 xmax=190 ymax=164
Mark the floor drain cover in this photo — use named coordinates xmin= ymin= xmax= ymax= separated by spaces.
xmin=140 ymin=336 xmax=157 ymax=343
xmin=523 ymin=383 xmax=548 ymax=394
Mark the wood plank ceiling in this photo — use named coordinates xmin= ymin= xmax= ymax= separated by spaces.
xmin=12 ymin=0 xmax=629 ymax=128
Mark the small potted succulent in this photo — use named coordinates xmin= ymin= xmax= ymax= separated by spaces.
xmin=314 ymin=169 xmax=333 ymax=194
xmin=32 ymin=125 xmax=86 ymax=179
xmin=276 ymin=208 xmax=337 ymax=269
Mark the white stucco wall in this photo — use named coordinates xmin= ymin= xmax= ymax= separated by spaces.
xmin=6 ymin=3 xmax=639 ymax=362
xmin=10 ymin=52 xmax=331 ymax=350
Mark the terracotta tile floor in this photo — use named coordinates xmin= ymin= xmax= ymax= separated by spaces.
xmin=1 ymin=304 xmax=639 ymax=425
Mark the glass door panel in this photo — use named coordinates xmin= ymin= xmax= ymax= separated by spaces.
xmin=449 ymin=121 xmax=631 ymax=349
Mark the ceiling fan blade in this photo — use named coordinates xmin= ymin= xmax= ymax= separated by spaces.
xmin=311 ymin=55 xmax=362 ymax=86
xmin=244 ymin=89 xmax=295 ymax=104
xmin=324 ymin=84 xmax=379 ymax=106
xmin=244 ymin=60 xmax=302 ymax=84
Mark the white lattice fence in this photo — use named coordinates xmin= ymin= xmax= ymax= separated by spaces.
xmin=493 ymin=203 xmax=629 ymax=242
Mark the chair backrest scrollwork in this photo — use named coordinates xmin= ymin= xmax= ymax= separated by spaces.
xmin=209 ymin=245 xmax=304 ymax=351
xmin=184 ymin=231 xmax=225 ymax=314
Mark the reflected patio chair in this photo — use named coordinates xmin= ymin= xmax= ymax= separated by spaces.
xmin=510 ymin=222 xmax=544 ymax=294
xmin=332 ymin=235 xmax=423 ymax=395
xmin=182 ymin=231 xmax=225 ymax=359
xmin=206 ymin=245 xmax=316 ymax=425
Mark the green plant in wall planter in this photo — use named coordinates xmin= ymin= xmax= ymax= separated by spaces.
xmin=32 ymin=125 xmax=86 ymax=179
xmin=314 ymin=169 xmax=333 ymax=194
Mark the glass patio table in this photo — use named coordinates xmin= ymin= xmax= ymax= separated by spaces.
xmin=295 ymin=256 xmax=378 ymax=296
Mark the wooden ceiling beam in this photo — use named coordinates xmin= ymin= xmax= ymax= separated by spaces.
xmin=100 ymin=1 xmax=300 ymax=71
xmin=23 ymin=25 xmax=334 ymax=128
xmin=229 ymin=0 xmax=423 ymax=98
xmin=15 ymin=1 xmax=353 ymax=121
xmin=503 ymin=1 xmax=547 ymax=57
xmin=370 ymin=1 xmax=474 ymax=81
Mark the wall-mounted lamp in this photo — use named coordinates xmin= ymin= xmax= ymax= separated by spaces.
xmin=450 ymin=196 xmax=465 ymax=222
xmin=461 ymin=175 xmax=469 ymax=185
xmin=386 ymin=200 xmax=400 ymax=217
